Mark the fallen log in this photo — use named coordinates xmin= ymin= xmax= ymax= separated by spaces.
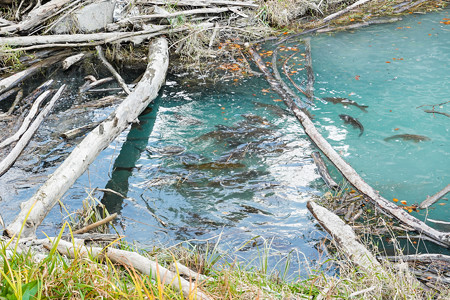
xmin=137 ymin=0 xmax=258 ymax=8
xmin=5 ymin=37 xmax=169 ymax=239
xmin=73 ymin=213 xmax=118 ymax=234
xmin=44 ymin=238 xmax=212 ymax=300
xmin=394 ymin=0 xmax=428 ymax=13
xmin=0 ymin=89 xmax=52 ymax=149
xmin=246 ymin=45 xmax=450 ymax=247
xmin=323 ymin=0 xmax=373 ymax=23
xmin=381 ymin=254 xmax=450 ymax=264
xmin=311 ymin=151 xmax=340 ymax=191
xmin=0 ymin=85 xmax=65 ymax=177
xmin=79 ymin=77 xmax=114 ymax=93
xmin=0 ymin=0 xmax=72 ymax=35
xmin=0 ymin=53 xmax=68 ymax=94
xmin=62 ymin=52 xmax=86 ymax=70
xmin=96 ymin=46 xmax=131 ymax=95
xmin=303 ymin=38 xmax=315 ymax=103
xmin=307 ymin=201 xmax=383 ymax=273
xmin=419 ymin=184 xmax=450 ymax=209
xmin=0 ymin=25 xmax=167 ymax=47
xmin=60 ymin=122 xmax=101 ymax=140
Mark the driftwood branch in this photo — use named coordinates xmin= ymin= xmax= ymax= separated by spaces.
xmin=323 ymin=0 xmax=373 ymax=23
xmin=394 ymin=0 xmax=428 ymax=13
xmin=0 ymin=85 xmax=66 ymax=177
xmin=381 ymin=254 xmax=450 ymax=264
xmin=73 ymin=213 xmax=118 ymax=234
xmin=61 ymin=122 xmax=101 ymax=140
xmin=246 ymin=45 xmax=450 ymax=247
xmin=282 ymin=51 xmax=308 ymax=97
xmin=5 ymin=38 xmax=169 ymax=239
xmin=96 ymin=46 xmax=131 ymax=95
xmin=419 ymin=184 xmax=450 ymax=209
xmin=79 ymin=77 xmax=114 ymax=93
xmin=44 ymin=239 xmax=212 ymax=300
xmin=424 ymin=110 xmax=450 ymax=118
xmin=311 ymin=151 xmax=340 ymax=190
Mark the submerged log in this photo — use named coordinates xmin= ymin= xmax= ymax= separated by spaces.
xmin=311 ymin=151 xmax=340 ymax=191
xmin=246 ymin=45 xmax=450 ymax=248
xmin=44 ymin=239 xmax=212 ymax=300
xmin=5 ymin=38 xmax=169 ymax=239
xmin=303 ymin=38 xmax=315 ymax=102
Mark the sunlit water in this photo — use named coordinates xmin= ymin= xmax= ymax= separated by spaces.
xmin=1 ymin=9 xmax=449 ymax=276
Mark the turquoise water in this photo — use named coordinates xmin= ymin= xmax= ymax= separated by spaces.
xmin=309 ymin=10 xmax=449 ymax=232
xmin=1 ymin=9 xmax=449 ymax=276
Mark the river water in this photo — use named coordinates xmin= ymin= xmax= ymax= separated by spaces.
xmin=1 ymin=9 xmax=449 ymax=276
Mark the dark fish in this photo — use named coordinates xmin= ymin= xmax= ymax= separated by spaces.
xmin=323 ymin=97 xmax=368 ymax=112
xmin=339 ymin=114 xmax=364 ymax=137
xmin=384 ymin=134 xmax=430 ymax=143
xmin=183 ymin=161 xmax=245 ymax=170
xmin=241 ymin=114 xmax=270 ymax=125
xmin=253 ymin=101 xmax=290 ymax=117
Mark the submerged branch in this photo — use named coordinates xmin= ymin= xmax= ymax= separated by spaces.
xmin=419 ymin=184 xmax=450 ymax=209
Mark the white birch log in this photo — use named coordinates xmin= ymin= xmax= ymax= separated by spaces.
xmin=307 ymin=201 xmax=383 ymax=273
xmin=323 ymin=0 xmax=373 ymax=23
xmin=44 ymin=239 xmax=212 ymax=300
xmin=0 ymin=89 xmax=52 ymax=149
xmin=0 ymin=0 xmax=72 ymax=35
xmin=0 ymin=85 xmax=66 ymax=177
xmin=4 ymin=38 xmax=169 ymax=239
xmin=247 ymin=46 xmax=450 ymax=247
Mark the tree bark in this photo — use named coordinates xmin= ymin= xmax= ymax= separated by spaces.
xmin=4 ymin=37 xmax=169 ymax=239
xmin=246 ymin=45 xmax=450 ymax=248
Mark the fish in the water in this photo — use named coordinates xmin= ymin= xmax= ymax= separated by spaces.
xmin=183 ymin=161 xmax=245 ymax=170
xmin=339 ymin=114 xmax=364 ymax=137
xmin=384 ymin=134 xmax=430 ymax=143
xmin=323 ymin=97 xmax=368 ymax=112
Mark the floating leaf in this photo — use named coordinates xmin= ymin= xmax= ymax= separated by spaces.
xmin=401 ymin=200 xmax=407 ymax=205
xmin=393 ymin=198 xmax=399 ymax=202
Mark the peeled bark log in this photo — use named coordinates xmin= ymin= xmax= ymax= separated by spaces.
xmin=4 ymin=38 xmax=169 ymax=239
xmin=247 ymin=45 xmax=450 ymax=248
xmin=44 ymin=239 xmax=212 ymax=300
xmin=137 ymin=0 xmax=258 ymax=8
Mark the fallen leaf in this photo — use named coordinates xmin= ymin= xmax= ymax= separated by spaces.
xmin=401 ymin=200 xmax=407 ymax=205
xmin=394 ymin=128 xmax=399 ymax=131
xmin=355 ymin=75 xmax=360 ymax=80
xmin=393 ymin=198 xmax=399 ymax=202
xmin=386 ymin=61 xmax=391 ymax=63
xmin=273 ymin=99 xmax=283 ymax=102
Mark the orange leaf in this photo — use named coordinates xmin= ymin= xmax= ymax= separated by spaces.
xmin=355 ymin=75 xmax=360 ymax=80
xmin=386 ymin=61 xmax=391 ymax=63
xmin=393 ymin=198 xmax=399 ymax=202
xmin=221 ymin=107 xmax=225 ymax=110
xmin=401 ymin=200 xmax=407 ymax=205
xmin=273 ymin=99 xmax=283 ymax=102
xmin=394 ymin=128 xmax=399 ymax=131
